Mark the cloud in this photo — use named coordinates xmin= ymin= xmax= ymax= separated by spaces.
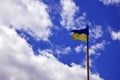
xmin=0 ymin=25 xmax=104 ymax=80
xmin=60 ymin=0 xmax=79 ymax=29
xmin=99 ymin=0 xmax=120 ymax=5
xmin=89 ymin=41 xmax=106 ymax=55
xmin=0 ymin=0 xmax=53 ymax=41
xmin=74 ymin=44 xmax=83 ymax=53
xmin=108 ymin=26 xmax=120 ymax=41
xmin=74 ymin=13 xmax=89 ymax=29
xmin=111 ymin=30 xmax=120 ymax=40
xmin=55 ymin=46 xmax=71 ymax=54
xmin=60 ymin=0 xmax=90 ymax=30
xmin=81 ymin=41 xmax=107 ymax=67
xmin=90 ymin=25 xmax=103 ymax=39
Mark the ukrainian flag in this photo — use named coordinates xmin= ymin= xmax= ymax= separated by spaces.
xmin=71 ymin=26 xmax=89 ymax=41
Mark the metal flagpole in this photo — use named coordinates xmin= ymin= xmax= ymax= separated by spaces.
xmin=86 ymin=25 xmax=90 ymax=80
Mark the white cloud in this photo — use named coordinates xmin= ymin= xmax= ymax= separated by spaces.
xmin=0 ymin=0 xmax=53 ymax=41
xmin=108 ymin=26 xmax=120 ymax=40
xmin=81 ymin=58 xmax=94 ymax=68
xmin=60 ymin=0 xmax=90 ymax=30
xmin=99 ymin=0 xmax=120 ymax=5
xmin=111 ymin=30 xmax=120 ymax=40
xmin=74 ymin=44 xmax=83 ymax=53
xmin=60 ymin=0 xmax=79 ymax=29
xmin=90 ymin=25 xmax=103 ymax=39
xmin=56 ymin=46 xmax=71 ymax=54
xmin=74 ymin=13 xmax=89 ymax=29
xmin=82 ymin=41 xmax=106 ymax=67
xmin=0 ymin=25 xmax=104 ymax=80
xmin=89 ymin=41 xmax=106 ymax=55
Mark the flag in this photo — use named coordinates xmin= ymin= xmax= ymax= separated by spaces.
xmin=71 ymin=26 xmax=89 ymax=41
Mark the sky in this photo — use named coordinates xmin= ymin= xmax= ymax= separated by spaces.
xmin=0 ymin=0 xmax=120 ymax=80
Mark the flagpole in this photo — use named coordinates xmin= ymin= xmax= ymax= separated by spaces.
xmin=86 ymin=25 xmax=90 ymax=80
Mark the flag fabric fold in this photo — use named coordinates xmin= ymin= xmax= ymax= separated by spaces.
xmin=71 ymin=26 xmax=89 ymax=41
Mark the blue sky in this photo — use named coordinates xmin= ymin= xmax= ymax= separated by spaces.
xmin=0 ymin=0 xmax=120 ymax=80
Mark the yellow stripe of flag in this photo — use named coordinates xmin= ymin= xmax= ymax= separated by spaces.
xmin=72 ymin=33 xmax=87 ymax=41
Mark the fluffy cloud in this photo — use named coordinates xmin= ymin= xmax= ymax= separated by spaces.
xmin=75 ymin=41 xmax=105 ymax=55
xmin=111 ymin=30 xmax=120 ymax=40
xmin=89 ymin=41 xmax=106 ymax=55
xmin=74 ymin=13 xmax=89 ymax=29
xmin=81 ymin=41 xmax=106 ymax=67
xmin=60 ymin=0 xmax=79 ymax=29
xmin=0 ymin=25 xmax=104 ymax=80
xmin=74 ymin=44 xmax=83 ymax=53
xmin=55 ymin=46 xmax=71 ymax=54
xmin=108 ymin=26 xmax=120 ymax=40
xmin=90 ymin=25 xmax=103 ymax=39
xmin=99 ymin=0 xmax=120 ymax=5
xmin=0 ymin=0 xmax=52 ymax=41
